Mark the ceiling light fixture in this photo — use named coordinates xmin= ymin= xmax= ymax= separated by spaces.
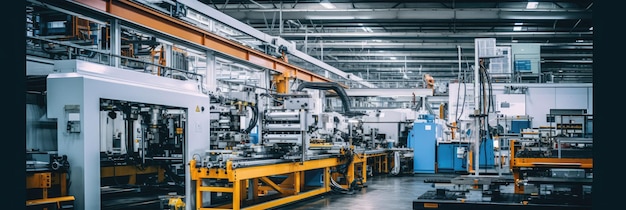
xmin=320 ymin=0 xmax=336 ymax=9
xmin=513 ymin=23 xmax=523 ymax=31
xmin=589 ymin=27 xmax=593 ymax=31
xmin=526 ymin=2 xmax=538 ymax=9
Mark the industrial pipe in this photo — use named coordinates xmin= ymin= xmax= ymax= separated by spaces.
xmin=296 ymin=82 xmax=363 ymax=117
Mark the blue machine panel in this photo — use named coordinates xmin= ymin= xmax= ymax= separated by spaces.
xmin=437 ymin=143 xmax=469 ymax=173
xmin=436 ymin=141 xmax=494 ymax=173
xmin=510 ymin=120 xmax=531 ymax=133
xmin=514 ymin=60 xmax=532 ymax=72
xmin=453 ymin=148 xmax=468 ymax=172
xmin=250 ymin=132 xmax=259 ymax=144
xmin=408 ymin=121 xmax=440 ymax=174
xmin=304 ymin=169 xmax=324 ymax=187
xmin=478 ymin=138 xmax=495 ymax=169
xmin=437 ymin=143 xmax=455 ymax=172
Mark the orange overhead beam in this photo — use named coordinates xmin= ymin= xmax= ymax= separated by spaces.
xmin=73 ymin=0 xmax=334 ymax=83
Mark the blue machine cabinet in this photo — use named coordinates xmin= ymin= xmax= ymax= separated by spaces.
xmin=437 ymin=143 xmax=469 ymax=173
xmin=437 ymin=143 xmax=455 ymax=172
xmin=408 ymin=116 xmax=441 ymax=174
xmin=510 ymin=120 xmax=531 ymax=133
xmin=478 ymin=137 xmax=495 ymax=169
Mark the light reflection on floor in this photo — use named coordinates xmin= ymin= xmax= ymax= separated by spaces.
xmin=271 ymin=174 xmax=463 ymax=210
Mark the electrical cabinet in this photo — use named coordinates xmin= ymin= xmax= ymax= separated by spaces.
xmin=408 ymin=115 xmax=441 ymax=174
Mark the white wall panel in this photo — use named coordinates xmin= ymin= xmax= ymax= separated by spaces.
xmin=555 ymin=88 xmax=589 ymax=110
xmin=448 ymin=83 xmax=592 ymax=129
xmin=495 ymin=94 xmax=526 ymax=116
xmin=525 ymin=88 xmax=556 ymax=127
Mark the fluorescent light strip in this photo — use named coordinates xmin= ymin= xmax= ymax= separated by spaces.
xmin=526 ymin=2 xmax=538 ymax=9
xmin=320 ymin=1 xmax=336 ymax=9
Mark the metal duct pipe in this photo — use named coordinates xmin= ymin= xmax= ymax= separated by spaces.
xmin=151 ymin=106 xmax=160 ymax=130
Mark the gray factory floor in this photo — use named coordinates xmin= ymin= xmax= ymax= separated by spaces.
xmin=272 ymin=173 xmax=515 ymax=210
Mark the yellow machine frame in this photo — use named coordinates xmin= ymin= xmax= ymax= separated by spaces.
xmin=100 ymin=165 xmax=165 ymax=185
xmin=189 ymin=152 xmax=368 ymax=210
xmin=26 ymin=172 xmax=75 ymax=209
xmin=509 ymin=139 xmax=593 ymax=194
xmin=366 ymin=152 xmax=390 ymax=174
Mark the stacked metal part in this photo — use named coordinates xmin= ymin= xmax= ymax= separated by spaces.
xmin=263 ymin=94 xmax=316 ymax=160
xmin=209 ymin=101 xmax=249 ymax=149
xmin=208 ymin=89 xmax=259 ymax=149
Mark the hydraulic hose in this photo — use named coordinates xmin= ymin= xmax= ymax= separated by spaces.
xmin=295 ymin=82 xmax=363 ymax=117
xmin=243 ymin=103 xmax=258 ymax=134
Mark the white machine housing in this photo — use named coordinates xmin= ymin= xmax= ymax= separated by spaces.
xmin=46 ymin=60 xmax=211 ymax=210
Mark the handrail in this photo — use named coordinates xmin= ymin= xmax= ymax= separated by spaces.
xmin=60 ymin=0 xmax=335 ymax=84
xmin=27 ymin=35 xmax=207 ymax=92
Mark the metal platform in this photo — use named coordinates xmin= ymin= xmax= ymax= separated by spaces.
xmin=189 ymin=153 xmax=369 ymax=210
xmin=413 ymin=191 xmax=591 ymax=210
xmin=100 ymin=185 xmax=183 ymax=210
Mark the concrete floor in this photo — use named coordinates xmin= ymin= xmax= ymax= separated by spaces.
xmin=271 ymin=173 xmax=473 ymax=210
